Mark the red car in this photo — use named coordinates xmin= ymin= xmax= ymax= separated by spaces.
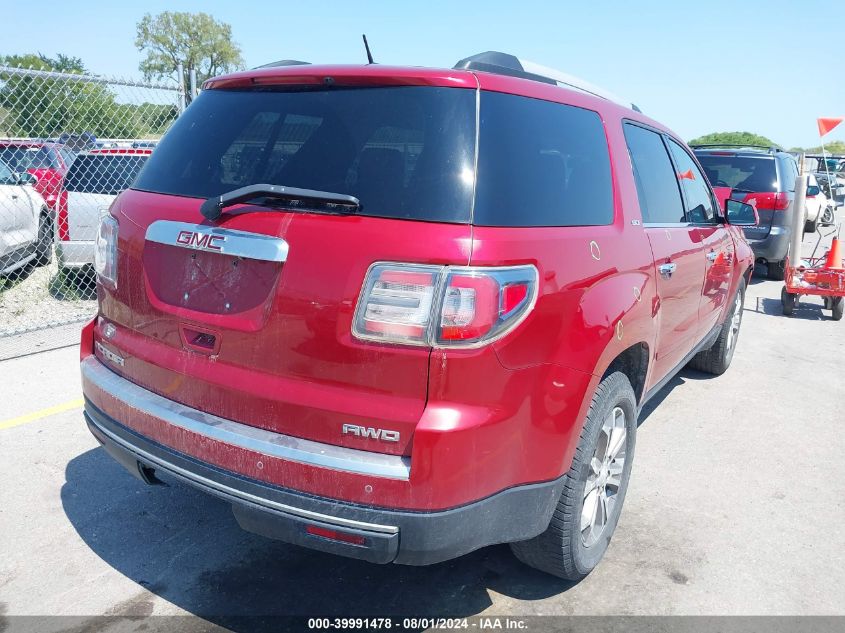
xmin=80 ymin=52 xmax=756 ymax=580
xmin=0 ymin=141 xmax=75 ymax=209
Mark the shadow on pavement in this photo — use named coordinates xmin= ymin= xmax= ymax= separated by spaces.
xmin=744 ymin=296 xmax=828 ymax=320
xmin=62 ymin=448 xmax=573 ymax=627
xmin=637 ymin=367 xmax=715 ymax=426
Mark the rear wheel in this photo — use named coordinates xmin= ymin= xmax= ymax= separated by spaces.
xmin=34 ymin=211 xmax=53 ymax=267
xmin=509 ymin=372 xmax=636 ymax=580
xmin=821 ymin=206 xmax=835 ymax=225
xmin=832 ymin=297 xmax=844 ymax=322
xmin=782 ymin=287 xmax=796 ymax=316
xmin=689 ymin=279 xmax=746 ymax=375
xmin=767 ymin=259 xmax=786 ymax=281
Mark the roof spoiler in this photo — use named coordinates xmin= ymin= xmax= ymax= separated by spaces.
xmin=253 ymin=60 xmax=311 ymax=69
xmin=454 ymin=51 xmax=641 ymax=112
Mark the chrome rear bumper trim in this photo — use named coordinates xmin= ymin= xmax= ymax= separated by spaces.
xmin=87 ymin=413 xmax=399 ymax=534
xmin=81 ymin=357 xmax=411 ymax=481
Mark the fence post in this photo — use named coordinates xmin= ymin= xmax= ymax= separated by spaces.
xmin=177 ymin=62 xmax=186 ymax=113
xmin=189 ymin=68 xmax=197 ymax=100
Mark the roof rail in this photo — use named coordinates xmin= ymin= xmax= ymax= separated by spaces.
xmin=690 ymin=143 xmax=782 ymax=153
xmin=253 ymin=60 xmax=311 ymax=69
xmin=453 ymin=51 xmax=640 ymax=112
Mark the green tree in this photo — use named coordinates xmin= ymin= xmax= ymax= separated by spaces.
xmin=135 ymin=11 xmax=244 ymax=96
xmin=689 ymin=131 xmax=779 ymax=148
xmin=794 ymin=140 xmax=845 ymax=154
xmin=0 ymin=54 xmax=148 ymax=138
xmin=0 ymin=53 xmax=85 ymax=73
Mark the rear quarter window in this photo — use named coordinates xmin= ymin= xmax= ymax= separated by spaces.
xmin=473 ymin=92 xmax=614 ymax=227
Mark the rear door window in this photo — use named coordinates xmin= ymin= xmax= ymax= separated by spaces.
xmin=134 ymin=86 xmax=476 ymax=223
xmin=623 ymin=123 xmax=686 ymax=224
xmin=473 ymin=92 xmax=614 ymax=227
xmin=65 ymin=154 xmax=149 ymax=194
xmin=667 ymin=140 xmax=717 ymax=224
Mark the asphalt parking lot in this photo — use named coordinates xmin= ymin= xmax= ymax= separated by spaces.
xmin=1 ymin=225 xmax=844 ymax=627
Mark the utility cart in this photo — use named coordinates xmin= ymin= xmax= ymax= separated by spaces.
xmin=781 ymin=230 xmax=844 ymax=320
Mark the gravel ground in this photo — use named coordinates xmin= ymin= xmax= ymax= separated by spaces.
xmin=0 ymin=258 xmax=96 ymax=336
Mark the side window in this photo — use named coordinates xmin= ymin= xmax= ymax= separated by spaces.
xmin=779 ymin=156 xmax=798 ymax=192
xmin=0 ymin=160 xmax=13 ymax=184
xmin=667 ymin=139 xmax=717 ymax=224
xmin=623 ymin=123 xmax=686 ymax=224
xmin=60 ymin=148 xmax=77 ymax=169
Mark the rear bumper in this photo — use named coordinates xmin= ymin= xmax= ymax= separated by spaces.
xmin=82 ymin=357 xmax=565 ymax=565
xmin=57 ymin=240 xmax=94 ymax=268
xmin=746 ymin=226 xmax=790 ymax=262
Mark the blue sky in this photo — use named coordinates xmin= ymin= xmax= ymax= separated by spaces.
xmin=5 ymin=0 xmax=844 ymax=148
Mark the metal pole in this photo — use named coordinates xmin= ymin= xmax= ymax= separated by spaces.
xmin=189 ymin=68 xmax=197 ymax=100
xmin=176 ymin=62 xmax=185 ymax=113
xmin=789 ymin=174 xmax=808 ymax=272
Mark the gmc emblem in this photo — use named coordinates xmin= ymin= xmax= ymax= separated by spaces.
xmin=342 ymin=423 xmax=400 ymax=443
xmin=176 ymin=230 xmax=225 ymax=252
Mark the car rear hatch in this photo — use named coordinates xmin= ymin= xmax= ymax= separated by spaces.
xmin=64 ymin=153 xmax=149 ymax=241
xmin=695 ymin=152 xmax=783 ymax=239
xmin=96 ymin=74 xmax=477 ymax=457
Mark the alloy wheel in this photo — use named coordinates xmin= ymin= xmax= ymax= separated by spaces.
xmin=581 ymin=406 xmax=627 ymax=547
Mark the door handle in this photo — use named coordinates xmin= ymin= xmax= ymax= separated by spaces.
xmin=658 ymin=262 xmax=677 ymax=278
xmin=706 ymin=251 xmax=718 ymax=262
xmin=11 ymin=194 xmax=18 ymax=199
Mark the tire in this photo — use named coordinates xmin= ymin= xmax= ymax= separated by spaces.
xmin=781 ymin=286 xmax=796 ymax=316
xmin=34 ymin=211 xmax=53 ymax=267
xmin=832 ymin=297 xmax=844 ymax=322
xmin=509 ymin=372 xmax=637 ymax=581
xmin=688 ymin=278 xmax=746 ymax=375
xmin=767 ymin=259 xmax=786 ymax=281
xmin=821 ymin=206 xmax=835 ymax=225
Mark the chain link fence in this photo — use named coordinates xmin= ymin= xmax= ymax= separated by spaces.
xmin=0 ymin=65 xmax=184 ymax=357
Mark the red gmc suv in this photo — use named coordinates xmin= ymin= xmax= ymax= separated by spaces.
xmin=80 ymin=52 xmax=756 ymax=580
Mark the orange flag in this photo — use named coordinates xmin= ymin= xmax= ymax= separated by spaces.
xmin=817 ymin=117 xmax=844 ymax=137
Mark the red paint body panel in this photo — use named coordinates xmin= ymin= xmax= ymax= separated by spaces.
xmin=83 ymin=63 xmax=754 ymax=514
xmin=100 ymin=189 xmax=473 ymax=457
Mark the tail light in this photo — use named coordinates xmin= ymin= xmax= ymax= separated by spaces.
xmin=353 ymin=263 xmax=538 ymax=348
xmin=94 ymin=214 xmax=119 ymax=289
xmin=57 ymin=191 xmax=69 ymax=240
xmin=773 ymin=192 xmax=790 ymax=211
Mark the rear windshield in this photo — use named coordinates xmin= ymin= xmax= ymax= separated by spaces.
xmin=134 ymin=86 xmax=477 ymax=223
xmin=0 ymin=146 xmax=59 ymax=172
xmin=65 ymin=154 xmax=149 ymax=194
xmin=695 ymin=154 xmax=779 ymax=192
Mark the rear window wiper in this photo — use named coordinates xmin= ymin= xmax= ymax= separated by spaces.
xmin=200 ymin=184 xmax=361 ymax=220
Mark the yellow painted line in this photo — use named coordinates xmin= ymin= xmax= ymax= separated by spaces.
xmin=0 ymin=398 xmax=84 ymax=431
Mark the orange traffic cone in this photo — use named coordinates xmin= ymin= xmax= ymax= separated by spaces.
xmin=824 ymin=237 xmax=843 ymax=270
